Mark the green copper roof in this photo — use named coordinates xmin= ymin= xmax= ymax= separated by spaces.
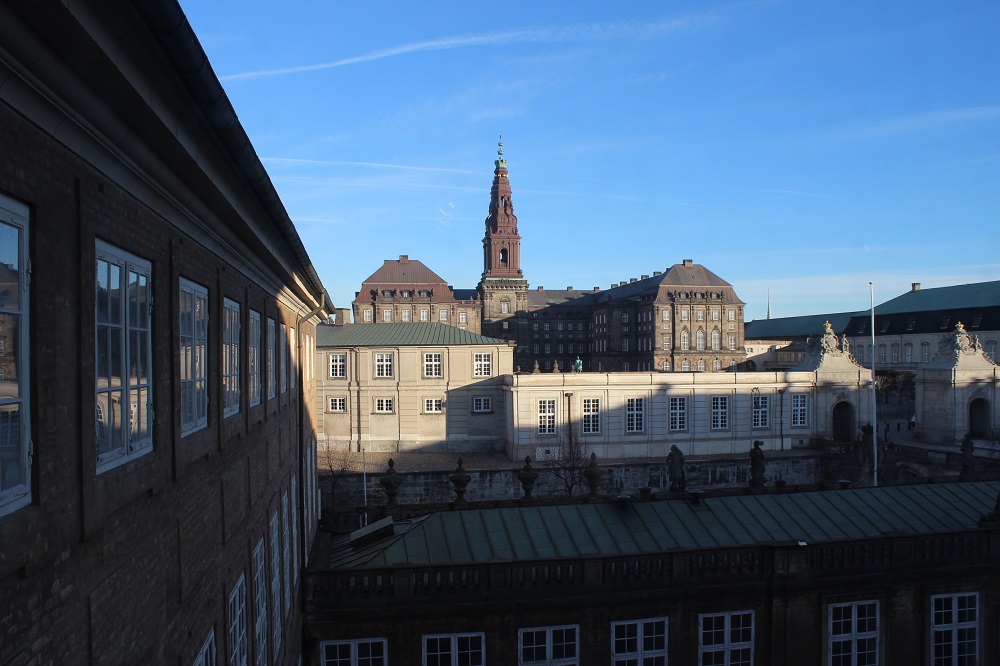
xmin=745 ymin=312 xmax=861 ymax=340
xmin=318 ymin=481 xmax=999 ymax=569
xmin=316 ymin=322 xmax=508 ymax=348
xmin=874 ymin=280 xmax=1000 ymax=315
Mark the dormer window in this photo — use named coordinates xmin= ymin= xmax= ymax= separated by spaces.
xmin=400 ymin=290 xmax=412 ymax=298
xmin=906 ymin=319 xmax=916 ymax=331
xmin=418 ymin=290 xmax=431 ymax=298
xmin=940 ymin=317 xmax=950 ymax=330
xmin=880 ymin=321 xmax=890 ymax=333
xmin=381 ymin=289 xmax=393 ymax=297
xmin=971 ymin=315 xmax=983 ymax=328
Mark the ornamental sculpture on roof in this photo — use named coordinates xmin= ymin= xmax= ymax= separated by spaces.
xmin=937 ymin=322 xmax=982 ymax=358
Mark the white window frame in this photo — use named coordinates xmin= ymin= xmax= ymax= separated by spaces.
xmin=423 ymin=633 xmax=485 ymax=666
xmin=828 ymin=600 xmax=879 ymax=666
xmin=0 ymin=198 xmax=30 ymax=514
xmin=269 ymin=510 xmax=282 ymax=659
xmin=179 ymin=278 xmax=209 ymax=435
xmin=582 ymin=398 xmax=600 ymax=434
xmin=669 ymin=396 xmax=687 ymax=431
xmin=328 ymin=397 xmax=346 ymax=413
xmin=248 ymin=311 xmax=261 ymax=407
xmin=424 ymin=352 xmax=443 ymax=377
xmin=472 ymin=396 xmax=492 ymax=413
xmin=375 ymin=397 xmax=394 ymax=414
xmin=474 ymin=353 xmax=493 ymax=377
xmin=401 ymin=309 xmax=411 ymax=322
xmin=501 ymin=300 xmax=510 ymax=314
xmin=424 ymin=398 xmax=444 ymax=413
xmin=278 ymin=323 xmax=287 ymax=394
xmin=330 ymin=353 xmax=346 ymax=379
xmin=518 ymin=624 xmax=579 ymax=665
xmin=680 ymin=330 xmax=690 ymax=351
xmin=792 ymin=394 xmax=808 ymax=427
xmin=626 ymin=398 xmax=644 ymax=433
xmin=611 ymin=617 xmax=668 ymax=665
xmin=223 ymin=298 xmax=241 ymax=418
xmin=192 ymin=627 xmax=217 ymax=666
xmin=930 ymin=592 xmax=979 ymax=666
xmin=320 ymin=638 xmax=389 ymax=666
xmin=712 ymin=396 xmax=729 ymax=430
xmin=752 ymin=394 xmax=770 ymax=428
xmin=363 ymin=309 xmax=372 ymax=322
xmin=374 ymin=352 xmax=393 ymax=378
xmin=420 ymin=309 xmax=429 ymax=322
xmin=267 ymin=318 xmax=276 ymax=399
xmin=699 ymin=610 xmax=754 ymax=666
xmin=252 ymin=537 xmax=268 ymax=666
xmin=228 ymin=574 xmax=248 ymax=666
xmin=439 ymin=309 xmax=448 ymax=321
xmin=538 ymin=399 xmax=556 ymax=435
xmin=459 ymin=311 xmax=468 ymax=324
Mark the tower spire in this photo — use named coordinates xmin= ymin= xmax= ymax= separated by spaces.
xmin=481 ymin=136 xmax=522 ymax=279
xmin=495 ymin=133 xmax=506 ymax=168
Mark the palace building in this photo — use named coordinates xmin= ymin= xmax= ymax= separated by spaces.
xmin=351 ymin=142 xmax=748 ymax=374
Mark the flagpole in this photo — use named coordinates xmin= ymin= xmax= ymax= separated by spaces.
xmin=870 ymin=282 xmax=878 ymax=487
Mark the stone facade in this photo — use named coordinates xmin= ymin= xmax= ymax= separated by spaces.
xmin=0 ymin=3 xmax=327 ymax=664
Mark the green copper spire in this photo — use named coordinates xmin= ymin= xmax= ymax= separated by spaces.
xmin=494 ymin=133 xmax=507 ymax=169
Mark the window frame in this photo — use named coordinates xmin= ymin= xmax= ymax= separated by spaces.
xmin=228 ymin=573 xmax=248 ymax=666
xmin=711 ymin=396 xmax=729 ymax=430
xmin=699 ymin=610 xmax=754 ymax=666
xmin=424 ymin=352 xmax=443 ymax=378
xmin=267 ymin=318 xmax=276 ymax=399
xmin=827 ymin=600 xmax=879 ymax=666
xmin=626 ymin=397 xmax=644 ymax=433
xmin=611 ymin=617 xmax=668 ymax=665
xmin=252 ymin=537 xmax=268 ymax=666
xmin=179 ymin=277 xmax=209 ymax=435
xmin=223 ymin=298 xmax=241 ymax=418
xmin=791 ymin=394 xmax=808 ymax=427
xmin=518 ymin=624 xmax=579 ymax=665
xmin=329 ymin=353 xmax=347 ymax=379
xmin=582 ymin=398 xmax=600 ymax=434
xmin=472 ymin=396 xmax=493 ymax=413
xmin=424 ymin=398 xmax=444 ymax=413
xmin=269 ymin=510 xmax=282 ymax=658
xmin=374 ymin=397 xmax=394 ymax=414
xmin=538 ymin=399 xmax=556 ymax=435
xmin=669 ymin=396 xmax=687 ymax=431
xmin=193 ymin=627 xmax=217 ymax=666
xmin=930 ymin=592 xmax=979 ymax=666
xmin=278 ymin=323 xmax=287 ymax=394
xmin=328 ymin=397 xmax=347 ymax=413
xmin=0 ymin=200 xmax=29 ymax=514
xmin=752 ymin=394 xmax=770 ymax=428
xmin=248 ymin=310 xmax=261 ymax=407
xmin=422 ymin=633 xmax=485 ymax=666
xmin=374 ymin=352 xmax=394 ymax=378
xmin=473 ymin=352 xmax=493 ymax=377
xmin=320 ymin=638 xmax=389 ymax=666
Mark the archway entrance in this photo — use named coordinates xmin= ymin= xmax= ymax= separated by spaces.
xmin=832 ymin=401 xmax=855 ymax=442
xmin=968 ymin=398 xmax=990 ymax=437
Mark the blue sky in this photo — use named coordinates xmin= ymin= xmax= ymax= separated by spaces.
xmin=180 ymin=1 xmax=999 ymax=322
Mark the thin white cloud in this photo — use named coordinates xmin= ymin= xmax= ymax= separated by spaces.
xmin=833 ymin=106 xmax=1000 ymax=140
xmin=262 ymin=157 xmax=475 ymax=174
xmin=221 ymin=13 xmax=722 ymax=82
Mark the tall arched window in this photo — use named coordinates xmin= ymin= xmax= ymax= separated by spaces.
xmin=696 ymin=330 xmax=705 ymax=350
xmin=697 ymin=360 xmax=706 ymax=372
xmin=680 ymin=330 xmax=690 ymax=351
xmin=711 ymin=330 xmax=720 ymax=350
xmin=500 ymin=299 xmax=510 ymax=314
xmin=681 ymin=360 xmax=690 ymax=372
xmin=499 ymin=248 xmax=508 ymax=267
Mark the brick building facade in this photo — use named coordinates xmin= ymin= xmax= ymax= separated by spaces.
xmin=0 ymin=1 xmax=329 ymax=664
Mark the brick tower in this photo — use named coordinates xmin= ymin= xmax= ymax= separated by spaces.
xmin=479 ymin=138 xmax=528 ymax=339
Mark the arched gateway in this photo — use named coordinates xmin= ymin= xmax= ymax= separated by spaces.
xmin=832 ymin=401 xmax=856 ymax=442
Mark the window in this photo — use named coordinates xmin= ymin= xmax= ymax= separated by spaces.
xmin=279 ymin=323 xmax=287 ymax=394
xmin=622 ymin=338 xmax=629 ymax=352
xmin=728 ymin=309 xmax=736 ymax=321
xmin=669 ymin=397 xmax=687 ymax=431
xmin=681 ymin=360 xmax=690 ymax=372
xmin=249 ymin=311 xmax=261 ymax=407
xmin=320 ymin=639 xmax=388 ymax=666
xmin=328 ymin=397 xmax=346 ymax=413
xmin=382 ymin=309 xmax=392 ymax=322
xmin=381 ymin=290 xmax=392 ymax=298
xmin=282 ymin=492 xmax=290 ymax=614
xmin=612 ymin=617 xmax=667 ymax=665
xmin=459 ymin=311 xmax=467 ymax=324
xmin=729 ymin=335 xmax=737 ymax=351
xmin=878 ymin=345 xmax=886 ymax=364
xmin=424 ymin=398 xmax=444 ymax=413
xmin=538 ymin=399 xmax=556 ymax=434
xmin=267 ymin=319 xmax=276 ymax=399
xmin=987 ymin=341 xmax=997 ymax=362
xmin=712 ymin=308 xmax=720 ymax=321
xmin=289 ymin=327 xmax=296 ymax=391
xmin=713 ymin=360 xmax=721 ymax=372
xmin=664 ymin=361 xmax=671 ymax=372
xmin=696 ymin=330 xmax=706 ymax=350
xmin=891 ymin=344 xmax=899 ymax=364
xmin=269 ymin=511 xmax=282 ymax=657
xmin=222 ymin=299 xmax=241 ymax=418
xmin=252 ymin=538 xmax=268 ymax=666
xmin=904 ymin=343 xmax=912 ymax=363
xmin=622 ymin=361 xmax=630 ymax=372
xmin=290 ymin=474 xmax=299 ymax=585
xmin=474 ymin=353 xmax=492 ymax=377
xmin=473 ymin=397 xmax=492 ymax=413
xmin=419 ymin=290 xmax=430 ymax=298
xmin=626 ymin=398 xmax=644 ymax=433
xmin=930 ymin=592 xmax=979 ymax=665
xmin=179 ymin=278 xmax=209 ymax=434
xmin=697 ymin=360 xmax=706 ymax=372
xmin=401 ymin=309 xmax=410 ymax=322
xmin=375 ymin=353 xmax=393 ymax=378
xmin=753 ymin=394 xmax=769 ymax=428
xmin=0 ymin=202 xmax=27 ymax=514
xmin=401 ymin=290 xmax=411 ymax=298
xmin=193 ymin=628 xmax=217 ymax=666
xmin=699 ymin=611 xmax=753 ymax=666
xmin=424 ymin=633 xmax=485 ymax=666
xmin=420 ymin=309 xmax=429 ymax=322
xmin=424 ymin=353 xmax=443 ymax=377
xmin=712 ymin=396 xmax=728 ymax=430
xmin=582 ymin=398 xmax=600 ymax=434
xmin=697 ymin=309 xmax=704 ymax=321
xmin=662 ymin=309 xmax=670 ymax=321
xmin=363 ymin=309 xmax=372 ymax=322
xmin=712 ymin=330 xmax=721 ymax=350
xmin=95 ymin=242 xmax=153 ymax=474
xmin=518 ymin=625 xmax=578 ymax=665
xmin=228 ymin=574 xmax=248 ymax=666
xmin=792 ymin=394 xmax=808 ymax=427
xmin=330 ymin=353 xmax=346 ymax=378
xmin=922 ymin=343 xmax=931 ymax=363
xmin=440 ymin=310 xmax=448 ymax=321
xmin=375 ymin=398 xmax=394 ymax=413
xmin=501 ymin=300 xmax=510 ymax=314
xmin=828 ymin=600 xmax=878 ymax=666
xmin=681 ymin=330 xmax=690 ymax=351
xmin=621 ymin=312 xmax=629 ymax=324
xmin=856 ymin=346 xmax=864 ymax=364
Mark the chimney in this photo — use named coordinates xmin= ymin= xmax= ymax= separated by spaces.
xmin=537 ymin=286 xmax=544 ymax=290
xmin=593 ymin=287 xmax=600 ymax=292
xmin=912 ymin=282 xmax=921 ymax=291
xmin=630 ymin=278 xmax=637 ymax=283
xmin=399 ymin=255 xmax=408 ymax=263
xmin=682 ymin=259 xmax=693 ymax=267
xmin=567 ymin=286 xmax=573 ymax=290
xmin=641 ymin=275 xmax=649 ymax=280
xmin=653 ymin=271 xmax=661 ymax=277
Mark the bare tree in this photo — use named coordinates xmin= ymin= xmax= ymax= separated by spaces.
xmin=539 ymin=425 xmax=589 ymax=496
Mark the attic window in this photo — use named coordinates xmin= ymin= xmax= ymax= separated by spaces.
xmin=940 ymin=317 xmax=950 ymax=330
xmin=857 ymin=322 xmax=867 ymax=334
xmin=971 ymin=315 xmax=983 ymax=328
xmin=381 ymin=290 xmax=393 ymax=297
xmin=400 ymin=290 xmax=412 ymax=298
xmin=906 ymin=319 xmax=916 ymax=331
xmin=418 ymin=290 xmax=430 ymax=298
xmin=880 ymin=321 xmax=890 ymax=333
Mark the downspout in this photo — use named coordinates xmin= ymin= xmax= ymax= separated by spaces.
xmin=294 ymin=292 xmax=325 ymax=584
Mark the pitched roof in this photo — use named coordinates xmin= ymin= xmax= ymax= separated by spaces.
xmin=874 ymin=281 xmax=1000 ymax=315
xmin=745 ymin=312 xmax=861 ymax=340
xmin=316 ymin=322 xmax=508 ymax=347
xmin=319 ymin=481 xmax=1000 ymax=569
xmin=360 ymin=257 xmax=450 ymax=286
